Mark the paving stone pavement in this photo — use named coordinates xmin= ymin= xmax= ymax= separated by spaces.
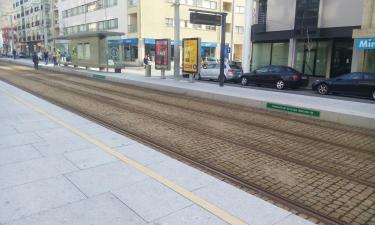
xmin=0 ymin=80 xmax=316 ymax=225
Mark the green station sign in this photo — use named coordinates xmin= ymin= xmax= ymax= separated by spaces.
xmin=266 ymin=103 xmax=320 ymax=117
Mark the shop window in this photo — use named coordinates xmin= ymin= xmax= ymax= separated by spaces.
xmin=364 ymin=51 xmax=375 ymax=73
xmin=271 ymin=42 xmax=289 ymax=66
xmin=252 ymin=43 xmax=271 ymax=70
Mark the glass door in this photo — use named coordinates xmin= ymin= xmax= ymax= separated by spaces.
xmin=330 ymin=40 xmax=353 ymax=77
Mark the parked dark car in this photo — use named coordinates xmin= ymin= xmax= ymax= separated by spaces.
xmin=240 ymin=65 xmax=308 ymax=90
xmin=312 ymin=72 xmax=375 ymax=100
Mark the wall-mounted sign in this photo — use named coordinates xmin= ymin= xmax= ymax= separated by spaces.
xmin=355 ymin=38 xmax=375 ymax=50
xmin=182 ymin=38 xmax=201 ymax=74
xmin=155 ymin=39 xmax=171 ymax=70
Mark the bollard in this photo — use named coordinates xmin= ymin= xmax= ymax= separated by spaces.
xmin=189 ymin=74 xmax=194 ymax=83
xmin=145 ymin=65 xmax=151 ymax=77
xmin=161 ymin=69 xmax=166 ymax=79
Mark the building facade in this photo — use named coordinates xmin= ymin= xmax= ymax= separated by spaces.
xmin=58 ymin=0 xmax=127 ymax=49
xmin=0 ymin=0 xmax=17 ymax=53
xmin=251 ymin=0 xmax=363 ymax=78
xmin=125 ymin=0 xmax=246 ymax=65
xmin=352 ymin=0 xmax=375 ymax=73
xmin=11 ymin=0 xmax=59 ymax=56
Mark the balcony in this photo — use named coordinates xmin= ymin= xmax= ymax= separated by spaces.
xmin=128 ymin=24 xmax=137 ymax=33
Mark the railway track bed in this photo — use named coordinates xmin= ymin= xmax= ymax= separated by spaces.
xmin=1 ymin=63 xmax=375 ymax=225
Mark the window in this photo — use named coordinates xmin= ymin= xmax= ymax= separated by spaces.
xmin=364 ymin=73 xmax=375 ymax=80
xmin=88 ymin=23 xmax=97 ymax=31
xmin=235 ymin=26 xmax=244 ymax=34
xmin=87 ymin=2 xmax=97 ymax=12
xmin=255 ymin=66 xmax=269 ymax=73
xmin=235 ymin=6 xmax=245 ymax=13
xmin=165 ymin=18 xmax=173 ymax=27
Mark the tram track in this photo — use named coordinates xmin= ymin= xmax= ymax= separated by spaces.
xmin=1 ymin=63 xmax=375 ymax=225
xmin=21 ymin=75 xmax=375 ymax=188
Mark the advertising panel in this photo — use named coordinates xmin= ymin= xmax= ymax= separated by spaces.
xmin=155 ymin=39 xmax=171 ymax=70
xmin=183 ymin=38 xmax=201 ymax=74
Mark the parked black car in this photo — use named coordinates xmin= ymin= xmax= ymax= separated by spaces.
xmin=241 ymin=65 xmax=308 ymax=90
xmin=312 ymin=72 xmax=375 ymax=100
xmin=240 ymin=65 xmax=308 ymax=90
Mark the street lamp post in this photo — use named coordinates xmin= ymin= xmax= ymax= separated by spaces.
xmin=173 ymin=0 xmax=181 ymax=79
xmin=41 ymin=0 xmax=49 ymax=51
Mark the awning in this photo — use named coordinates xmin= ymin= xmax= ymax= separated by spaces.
xmin=54 ymin=31 xmax=125 ymax=40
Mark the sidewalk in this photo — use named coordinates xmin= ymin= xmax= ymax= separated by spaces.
xmin=0 ymin=80 xmax=315 ymax=225
xmin=1 ymin=57 xmax=374 ymax=130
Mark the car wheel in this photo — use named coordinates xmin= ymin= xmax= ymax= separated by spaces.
xmin=276 ymin=80 xmax=285 ymax=90
xmin=241 ymin=77 xmax=248 ymax=86
xmin=194 ymin=74 xmax=201 ymax=80
xmin=372 ymin=90 xmax=375 ymax=100
xmin=317 ymin=83 xmax=329 ymax=95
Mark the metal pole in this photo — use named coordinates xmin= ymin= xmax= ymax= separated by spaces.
xmin=219 ymin=13 xmax=226 ymax=87
xmin=173 ymin=0 xmax=180 ymax=79
xmin=229 ymin=0 xmax=235 ymax=62
xmin=50 ymin=0 xmax=55 ymax=51
xmin=242 ymin=0 xmax=253 ymax=73
xmin=42 ymin=0 xmax=48 ymax=51
xmin=9 ymin=15 xmax=15 ymax=51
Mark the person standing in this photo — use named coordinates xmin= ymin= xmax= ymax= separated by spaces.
xmin=44 ymin=51 xmax=49 ymax=65
xmin=32 ymin=52 xmax=39 ymax=70
xmin=12 ymin=49 xmax=16 ymax=59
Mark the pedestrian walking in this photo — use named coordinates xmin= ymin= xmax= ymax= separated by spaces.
xmin=52 ymin=51 xmax=57 ymax=66
xmin=144 ymin=55 xmax=149 ymax=68
xmin=32 ymin=52 xmax=39 ymax=70
xmin=44 ymin=51 xmax=49 ymax=65
xmin=12 ymin=49 xmax=16 ymax=59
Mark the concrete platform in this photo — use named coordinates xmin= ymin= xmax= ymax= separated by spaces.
xmin=1 ymin=57 xmax=374 ymax=130
xmin=0 ymin=81 xmax=316 ymax=225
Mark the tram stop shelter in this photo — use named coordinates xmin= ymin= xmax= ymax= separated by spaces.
xmin=55 ymin=31 xmax=125 ymax=73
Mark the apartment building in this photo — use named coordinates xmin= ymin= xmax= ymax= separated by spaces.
xmin=352 ymin=0 xmax=375 ymax=73
xmin=251 ymin=0 xmax=363 ymax=78
xmin=124 ymin=0 xmax=246 ymax=65
xmin=12 ymin=0 xmax=59 ymax=56
xmin=0 ymin=0 xmax=15 ymax=53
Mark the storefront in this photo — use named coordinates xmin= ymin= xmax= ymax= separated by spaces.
xmin=144 ymin=38 xmax=217 ymax=62
xmin=354 ymin=38 xmax=375 ymax=73
xmin=201 ymin=42 xmax=217 ymax=59
xmin=251 ymin=39 xmax=354 ymax=77
xmin=251 ymin=42 xmax=289 ymax=70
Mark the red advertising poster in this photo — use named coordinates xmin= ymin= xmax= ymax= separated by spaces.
xmin=155 ymin=39 xmax=170 ymax=69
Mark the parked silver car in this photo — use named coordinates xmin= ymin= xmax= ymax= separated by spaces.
xmin=195 ymin=63 xmax=243 ymax=82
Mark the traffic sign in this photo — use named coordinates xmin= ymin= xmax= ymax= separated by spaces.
xmin=226 ymin=47 xmax=231 ymax=54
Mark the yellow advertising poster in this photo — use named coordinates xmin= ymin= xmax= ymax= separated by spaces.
xmin=183 ymin=38 xmax=200 ymax=73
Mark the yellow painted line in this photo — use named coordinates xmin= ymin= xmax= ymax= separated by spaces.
xmin=0 ymin=87 xmax=248 ymax=225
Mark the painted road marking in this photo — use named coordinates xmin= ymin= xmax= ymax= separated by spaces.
xmin=0 ymin=86 xmax=248 ymax=225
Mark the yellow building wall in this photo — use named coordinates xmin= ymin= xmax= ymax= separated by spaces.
xmin=133 ymin=0 xmax=245 ymax=61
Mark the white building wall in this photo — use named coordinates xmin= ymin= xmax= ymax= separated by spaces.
xmin=58 ymin=0 xmax=127 ymax=37
xmin=266 ymin=0 xmax=296 ymax=31
xmin=319 ymin=0 xmax=363 ymax=28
